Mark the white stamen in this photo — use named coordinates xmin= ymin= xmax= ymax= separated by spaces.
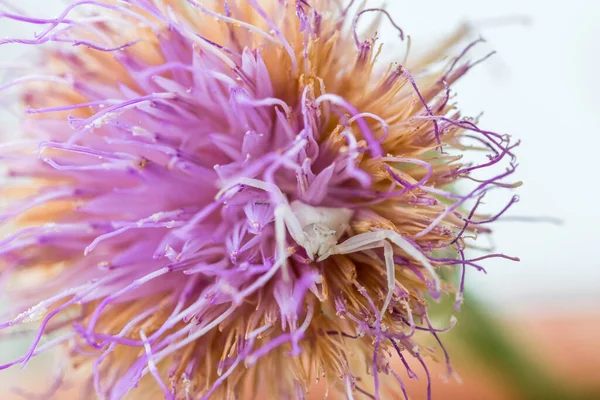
xmin=12 ymin=302 xmax=48 ymax=324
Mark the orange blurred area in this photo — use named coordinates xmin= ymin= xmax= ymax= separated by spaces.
xmin=401 ymin=314 xmax=600 ymax=399
xmin=2 ymin=313 xmax=599 ymax=399
xmin=307 ymin=313 xmax=600 ymax=400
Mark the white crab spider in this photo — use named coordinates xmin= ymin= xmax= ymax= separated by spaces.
xmin=217 ymin=178 xmax=440 ymax=314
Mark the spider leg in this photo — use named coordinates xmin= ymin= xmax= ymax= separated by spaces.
xmin=274 ymin=205 xmax=290 ymax=281
xmin=216 ymin=177 xmax=308 ymax=280
xmin=326 ymin=230 xmax=387 ymax=255
xmin=382 ymin=240 xmax=395 ymax=315
xmin=317 ymin=231 xmax=385 ymax=261
xmin=325 ymin=232 xmax=396 ymax=316
xmin=326 ymin=229 xmax=439 ymax=314
xmin=274 ymin=203 xmax=313 ymax=281
xmin=382 ymin=230 xmax=440 ymax=292
xmin=215 ymin=177 xmax=287 ymax=203
xmin=278 ymin=205 xmax=308 ymax=250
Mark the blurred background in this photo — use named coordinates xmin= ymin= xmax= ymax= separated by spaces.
xmin=0 ymin=0 xmax=599 ymax=399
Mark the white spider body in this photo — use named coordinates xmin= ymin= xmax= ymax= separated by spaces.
xmin=217 ymin=177 xmax=440 ymax=315
xmin=289 ymin=200 xmax=353 ymax=260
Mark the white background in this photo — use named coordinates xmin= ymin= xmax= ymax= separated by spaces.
xmin=383 ymin=0 xmax=600 ymax=314
xmin=1 ymin=0 xmax=599 ymax=316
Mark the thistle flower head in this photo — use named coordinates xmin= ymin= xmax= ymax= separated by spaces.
xmin=0 ymin=1 xmax=519 ymax=399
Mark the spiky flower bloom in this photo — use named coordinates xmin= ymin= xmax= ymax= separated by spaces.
xmin=0 ymin=1 xmax=519 ymax=399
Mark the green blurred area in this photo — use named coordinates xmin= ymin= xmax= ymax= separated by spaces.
xmin=432 ymin=292 xmax=599 ymax=400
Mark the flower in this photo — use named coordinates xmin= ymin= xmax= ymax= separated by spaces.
xmin=0 ymin=1 xmax=520 ymax=399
